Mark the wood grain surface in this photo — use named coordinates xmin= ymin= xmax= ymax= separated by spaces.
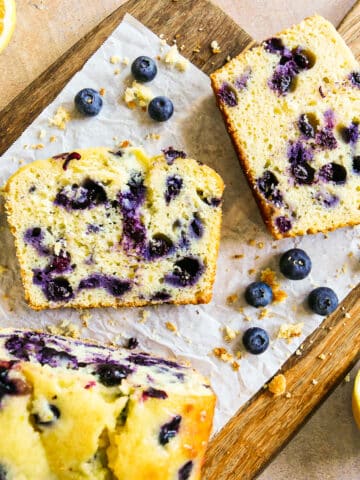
xmin=0 ymin=1 xmax=359 ymax=479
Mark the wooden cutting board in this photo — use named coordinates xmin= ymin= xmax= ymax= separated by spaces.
xmin=1 ymin=0 xmax=360 ymax=478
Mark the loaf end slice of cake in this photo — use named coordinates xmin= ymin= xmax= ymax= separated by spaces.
xmin=0 ymin=328 xmax=215 ymax=480
xmin=211 ymin=15 xmax=360 ymax=239
xmin=4 ymin=147 xmax=224 ymax=309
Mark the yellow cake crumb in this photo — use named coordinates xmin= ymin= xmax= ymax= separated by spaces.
xmin=285 ymin=392 xmax=292 ymax=399
xmin=311 ymin=378 xmax=318 ymax=385
xmin=258 ymin=308 xmax=268 ymax=320
xmin=122 ymin=57 xmax=129 ymax=65
xmin=79 ymin=311 xmax=92 ymax=327
xmin=99 ymin=88 xmax=106 ymax=96
xmin=231 ymin=361 xmax=240 ymax=371
xmin=165 ymin=321 xmax=177 ymax=333
xmin=247 ymin=238 xmax=256 ymax=246
xmin=49 ymin=106 xmax=71 ymax=130
xmin=31 ymin=144 xmax=44 ymax=150
xmin=213 ymin=347 xmax=233 ymax=363
xmin=248 ymin=268 xmax=256 ymax=275
xmin=268 ymin=373 xmax=286 ymax=395
xmin=49 ymin=135 xmax=57 ymax=143
xmin=223 ymin=326 xmax=237 ymax=342
xmin=232 ymin=254 xmax=244 ymax=259
xmin=226 ymin=293 xmax=238 ymax=305
xmin=163 ymin=45 xmax=188 ymax=71
xmin=110 ymin=55 xmax=120 ymax=64
xmin=210 ymin=40 xmax=221 ymax=54
xmin=145 ymin=133 xmax=161 ymax=141
xmin=192 ymin=46 xmax=201 ymax=53
xmin=124 ymin=81 xmax=154 ymax=108
xmin=139 ymin=310 xmax=149 ymax=323
xmin=256 ymin=241 xmax=264 ymax=249
xmin=260 ymin=268 xmax=287 ymax=303
xmin=38 ymin=129 xmax=46 ymax=140
xmin=114 ymin=68 xmax=121 ymax=75
xmin=47 ymin=320 xmax=80 ymax=339
xmin=278 ymin=322 xmax=304 ymax=343
xmin=318 ymin=353 xmax=326 ymax=360
xmin=344 ymin=373 xmax=351 ymax=383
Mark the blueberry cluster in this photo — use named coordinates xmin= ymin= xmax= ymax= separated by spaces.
xmin=242 ymin=248 xmax=338 ymax=355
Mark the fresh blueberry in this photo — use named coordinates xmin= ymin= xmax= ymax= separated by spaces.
xmin=131 ymin=56 xmax=157 ymax=82
xmin=148 ymin=96 xmax=174 ymax=122
xmin=318 ymin=162 xmax=347 ymax=185
xmin=245 ymin=281 xmax=273 ymax=308
xmin=148 ymin=234 xmax=173 ymax=259
xmin=96 ymin=363 xmax=132 ymax=386
xmin=43 ymin=278 xmax=73 ymax=302
xmin=159 ymin=415 xmax=182 ymax=445
xmin=165 ymin=175 xmax=183 ymax=203
xmin=353 ymin=156 xmax=360 ymax=174
xmin=74 ymin=88 xmax=103 ymax=116
xmin=165 ymin=257 xmax=204 ymax=287
xmin=33 ymin=404 xmax=60 ymax=427
xmin=242 ymin=327 xmax=270 ymax=354
xmin=308 ymin=287 xmax=338 ymax=316
xmin=280 ymin=248 xmax=312 ymax=280
xmin=178 ymin=461 xmax=193 ymax=480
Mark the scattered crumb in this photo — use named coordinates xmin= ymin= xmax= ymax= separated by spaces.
xmin=47 ymin=320 xmax=79 ymax=339
xmin=226 ymin=293 xmax=238 ymax=305
xmin=122 ymin=57 xmax=129 ymax=65
xmin=210 ymin=40 xmax=221 ymax=54
xmin=49 ymin=135 xmax=57 ymax=143
xmin=49 ymin=106 xmax=71 ymax=130
xmin=213 ymin=347 xmax=233 ymax=363
xmin=145 ymin=133 xmax=161 ymax=141
xmin=344 ymin=373 xmax=351 ymax=383
xmin=124 ymin=81 xmax=154 ymax=108
xmin=231 ymin=361 xmax=240 ymax=371
xmin=139 ymin=310 xmax=149 ymax=323
xmin=99 ymin=88 xmax=106 ymax=96
xmin=311 ymin=378 xmax=318 ymax=385
xmin=0 ymin=265 xmax=7 ymax=275
xmin=18 ymin=159 xmax=25 ymax=165
xmin=258 ymin=308 xmax=268 ymax=320
xmin=232 ymin=254 xmax=244 ymax=259
xmin=268 ymin=373 xmax=286 ymax=396
xmin=30 ymin=143 xmax=44 ymax=150
xmin=256 ymin=242 xmax=264 ymax=249
xmin=278 ymin=323 xmax=304 ymax=343
xmin=344 ymin=312 xmax=351 ymax=319
xmin=318 ymin=353 xmax=326 ymax=360
xmin=110 ymin=55 xmax=120 ymax=64
xmin=163 ymin=44 xmax=188 ymax=71
xmin=165 ymin=321 xmax=177 ymax=333
xmin=38 ymin=129 xmax=46 ymax=140
xmin=192 ymin=45 xmax=201 ymax=53
xmin=285 ymin=392 xmax=292 ymax=399
xmin=247 ymin=239 xmax=256 ymax=246
xmin=223 ymin=326 xmax=237 ymax=342
xmin=114 ymin=68 xmax=121 ymax=75
xmin=248 ymin=268 xmax=256 ymax=275
xmin=260 ymin=268 xmax=287 ymax=303
xmin=79 ymin=311 xmax=92 ymax=327
xmin=226 ymin=55 xmax=231 ymax=62
xmin=119 ymin=140 xmax=131 ymax=148
xmin=23 ymin=144 xmax=29 ymax=150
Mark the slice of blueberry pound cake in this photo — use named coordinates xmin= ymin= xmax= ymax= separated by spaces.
xmin=211 ymin=15 xmax=360 ymax=238
xmin=4 ymin=146 xmax=224 ymax=309
xmin=0 ymin=328 xmax=215 ymax=480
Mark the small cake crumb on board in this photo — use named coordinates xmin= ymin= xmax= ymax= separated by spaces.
xmin=268 ymin=373 xmax=286 ymax=396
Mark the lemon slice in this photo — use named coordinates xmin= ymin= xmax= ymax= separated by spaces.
xmin=0 ymin=0 xmax=16 ymax=53
xmin=352 ymin=369 xmax=360 ymax=429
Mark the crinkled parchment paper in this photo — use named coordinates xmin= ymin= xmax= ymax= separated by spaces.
xmin=0 ymin=14 xmax=359 ymax=432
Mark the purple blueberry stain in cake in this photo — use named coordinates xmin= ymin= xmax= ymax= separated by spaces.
xmin=264 ymin=37 xmax=285 ymax=54
xmin=38 ymin=347 xmax=78 ymax=368
xmin=165 ymin=257 xmax=204 ymax=287
xmin=288 ymin=141 xmax=313 ymax=165
xmin=96 ymin=363 xmax=133 ymax=387
xmin=24 ymin=227 xmax=50 ymax=256
xmin=0 ymin=363 xmax=31 ymax=406
xmin=256 ymin=171 xmax=283 ymax=207
xmin=315 ymin=128 xmax=337 ymax=150
xmin=315 ymin=191 xmax=340 ymax=208
xmin=196 ymin=190 xmax=222 ymax=207
xmin=353 ymin=156 xmax=360 ymax=174
xmin=142 ymin=387 xmax=168 ymax=400
xmin=217 ymin=82 xmax=237 ymax=106
xmin=44 ymin=277 xmax=74 ymax=302
xmin=178 ymin=461 xmax=194 ymax=480
xmin=268 ymin=62 xmax=297 ymax=95
xmin=48 ymin=250 xmax=72 ymax=274
xmin=110 ymin=150 xmax=123 ymax=157
xmin=151 ymin=291 xmax=172 ymax=301
xmin=159 ymin=415 xmax=182 ymax=445
xmin=33 ymin=404 xmax=60 ymax=428
xmin=349 ymin=71 xmax=360 ymax=88
xmin=29 ymin=185 xmax=36 ymax=193
xmin=126 ymin=337 xmax=139 ymax=350
xmin=86 ymin=224 xmax=101 ymax=234
xmin=190 ymin=214 xmax=203 ymax=238
xmin=323 ymin=109 xmax=335 ymax=129
xmin=290 ymin=162 xmax=315 ymax=185
xmin=127 ymin=353 xmax=183 ymax=370
xmin=147 ymin=234 xmax=174 ymax=259
xmin=55 ymin=179 xmax=107 ymax=210
xmin=318 ymin=162 xmax=347 ymax=185
xmin=234 ymin=67 xmax=251 ymax=91
xmin=341 ymin=122 xmax=359 ymax=145
xmin=162 ymin=147 xmax=186 ymax=165
xmin=165 ymin=175 xmax=183 ymax=204
xmin=78 ymin=273 xmax=131 ymax=297
xmin=298 ymin=114 xmax=316 ymax=139
xmin=275 ymin=216 xmax=292 ymax=233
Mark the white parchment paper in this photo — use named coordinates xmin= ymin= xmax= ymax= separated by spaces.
xmin=0 ymin=14 xmax=359 ymax=432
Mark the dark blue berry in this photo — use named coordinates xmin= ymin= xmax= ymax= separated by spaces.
xmin=217 ymin=82 xmax=237 ymax=106
xmin=242 ymin=327 xmax=270 ymax=354
xmin=131 ymin=56 xmax=157 ymax=82
xmin=287 ymin=141 xmax=313 ymax=164
xmin=318 ymin=163 xmax=347 ymax=185
xmin=280 ymin=248 xmax=311 ymax=280
xmin=298 ymin=113 xmax=316 ymax=138
xmin=74 ymin=88 xmax=103 ymax=116
xmin=151 ymin=291 xmax=172 ymax=301
xmin=159 ymin=415 xmax=182 ymax=445
xmin=308 ymin=287 xmax=338 ymax=316
xmin=126 ymin=337 xmax=138 ymax=350
xmin=291 ymin=162 xmax=315 ymax=185
xmin=38 ymin=347 xmax=78 ymax=368
xmin=245 ymin=282 xmax=273 ymax=308
xmin=264 ymin=37 xmax=285 ymax=54
xmin=96 ymin=363 xmax=132 ymax=386
xmin=148 ymin=96 xmax=174 ymax=121
xmin=142 ymin=388 xmax=168 ymax=400
xmin=256 ymin=171 xmax=283 ymax=206
xmin=275 ymin=216 xmax=292 ymax=233
xmin=165 ymin=257 xmax=203 ymax=287
xmin=349 ymin=71 xmax=360 ymax=88
xmin=190 ymin=214 xmax=203 ymax=238
xmin=148 ymin=234 xmax=173 ymax=259
xmin=33 ymin=404 xmax=60 ymax=427
xmin=178 ymin=461 xmax=193 ymax=480
xmin=353 ymin=156 xmax=360 ymax=174
xmin=165 ymin=175 xmax=183 ymax=203
xmin=44 ymin=278 xmax=73 ymax=302
xmin=162 ymin=146 xmax=186 ymax=165
xmin=341 ymin=122 xmax=359 ymax=145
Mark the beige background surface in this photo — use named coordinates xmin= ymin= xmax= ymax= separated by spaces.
xmin=1 ymin=1 xmax=359 ymax=478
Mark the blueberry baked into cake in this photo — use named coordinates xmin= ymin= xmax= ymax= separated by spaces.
xmin=0 ymin=328 xmax=215 ymax=479
xmin=4 ymin=147 xmax=224 ymax=309
xmin=211 ymin=15 xmax=360 ymax=238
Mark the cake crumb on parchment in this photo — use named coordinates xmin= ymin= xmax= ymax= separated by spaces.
xmin=261 ymin=268 xmax=287 ymax=303
xmin=278 ymin=322 xmax=304 ymax=343
xmin=165 ymin=321 xmax=177 ymax=333
xmin=49 ymin=106 xmax=71 ymax=130
xmin=47 ymin=320 xmax=80 ymax=339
